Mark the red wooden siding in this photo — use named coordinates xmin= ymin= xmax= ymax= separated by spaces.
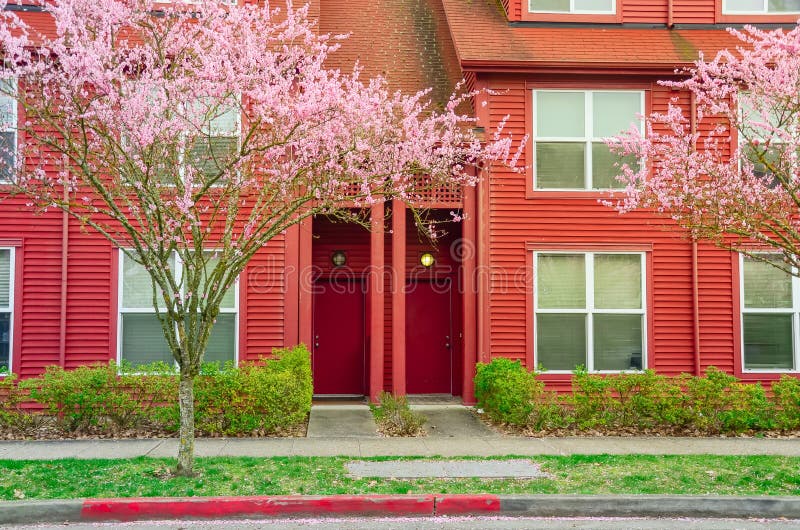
xmin=243 ymin=239 xmax=287 ymax=361
xmin=483 ymin=76 xmax=739 ymax=386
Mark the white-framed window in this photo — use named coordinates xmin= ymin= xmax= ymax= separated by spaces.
xmin=185 ymin=97 xmax=240 ymax=181
xmin=118 ymin=250 xmax=238 ymax=368
xmin=0 ymin=248 xmax=14 ymax=374
xmin=0 ymin=78 xmax=17 ymax=183
xmin=723 ymin=0 xmax=800 ymax=14
xmin=738 ymin=94 xmax=795 ymax=185
xmin=533 ymin=90 xmax=643 ymax=190
xmin=740 ymin=254 xmax=799 ymax=371
xmin=529 ymin=0 xmax=615 ymax=13
xmin=534 ymin=251 xmax=646 ymax=372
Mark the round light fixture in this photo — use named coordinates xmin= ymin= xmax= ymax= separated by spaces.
xmin=420 ymin=252 xmax=435 ymax=268
xmin=331 ymin=250 xmax=347 ymax=267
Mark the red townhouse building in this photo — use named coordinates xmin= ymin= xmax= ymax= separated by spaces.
xmin=0 ymin=0 xmax=798 ymax=402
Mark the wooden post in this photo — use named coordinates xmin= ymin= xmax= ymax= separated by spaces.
xmin=391 ymin=200 xmax=406 ymax=396
xmin=369 ymin=203 xmax=385 ymax=402
xmin=462 ymin=183 xmax=478 ymax=404
xmin=298 ymin=217 xmax=313 ymax=349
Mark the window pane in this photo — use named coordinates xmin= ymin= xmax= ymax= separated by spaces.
xmin=122 ymin=253 xmax=175 ymax=309
xmin=574 ymin=0 xmax=613 ymax=10
xmin=591 ymin=142 xmax=637 ymax=189
xmin=530 ymin=0 xmax=570 ymax=10
xmin=210 ymin=105 xmax=239 ymax=135
xmin=769 ymin=0 xmax=800 ymax=11
xmin=121 ymin=313 xmax=173 ymax=367
xmin=594 ymin=314 xmax=643 ymax=370
xmin=726 ymin=0 xmax=764 ymax=10
xmin=537 ymin=254 xmax=586 ymax=309
xmin=535 ymin=142 xmax=585 ymax=189
xmin=743 ymin=256 xmax=792 ymax=308
xmin=593 ymin=92 xmax=641 ymax=137
xmin=537 ymin=313 xmax=586 ymax=370
xmin=188 ymin=136 xmax=238 ymax=179
xmin=536 ymin=92 xmax=584 ymax=137
xmin=0 ymin=312 xmax=8 ymax=371
xmin=0 ymin=131 xmax=15 ymax=182
xmin=743 ymin=314 xmax=794 ymax=370
xmin=594 ymin=254 xmax=642 ymax=309
xmin=0 ymin=249 xmax=9 ymax=308
xmin=741 ymin=143 xmax=783 ymax=186
xmin=0 ymin=92 xmax=15 ymax=127
xmin=186 ymin=253 xmax=236 ymax=309
xmin=204 ymin=314 xmax=236 ymax=364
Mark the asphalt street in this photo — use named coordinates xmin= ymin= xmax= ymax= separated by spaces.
xmin=8 ymin=517 xmax=800 ymax=529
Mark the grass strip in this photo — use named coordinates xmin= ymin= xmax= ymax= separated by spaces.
xmin=2 ymin=455 xmax=799 ymax=500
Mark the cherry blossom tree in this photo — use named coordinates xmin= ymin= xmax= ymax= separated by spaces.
xmin=610 ymin=23 xmax=800 ymax=275
xmin=0 ymin=0 xmax=518 ymax=475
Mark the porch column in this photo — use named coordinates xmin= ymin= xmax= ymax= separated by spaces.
xmin=369 ymin=203 xmax=385 ymax=402
xmin=284 ymin=224 xmax=300 ymax=346
xmin=391 ymin=200 xmax=406 ymax=396
xmin=298 ymin=217 xmax=313 ymax=348
xmin=462 ymin=183 xmax=478 ymax=404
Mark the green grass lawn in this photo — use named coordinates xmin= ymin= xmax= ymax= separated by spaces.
xmin=1 ymin=455 xmax=799 ymax=500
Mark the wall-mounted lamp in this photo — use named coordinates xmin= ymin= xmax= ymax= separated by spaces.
xmin=331 ymin=250 xmax=347 ymax=267
xmin=420 ymin=252 xmax=435 ymax=268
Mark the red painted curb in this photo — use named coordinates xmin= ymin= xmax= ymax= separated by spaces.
xmin=435 ymin=494 xmax=502 ymax=514
xmin=81 ymin=495 xmax=436 ymax=521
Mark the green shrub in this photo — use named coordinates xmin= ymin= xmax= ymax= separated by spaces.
xmin=473 ymin=362 xmax=797 ymax=435
xmin=772 ymin=375 xmax=800 ymax=431
xmin=370 ymin=392 xmax=426 ymax=436
xmin=21 ymin=361 xmax=178 ymax=433
xmin=194 ymin=344 xmax=312 ymax=436
xmin=683 ymin=367 xmax=774 ymax=433
xmin=475 ymin=358 xmax=541 ymax=425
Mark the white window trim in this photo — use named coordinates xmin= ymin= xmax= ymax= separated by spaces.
xmin=532 ymin=89 xmax=644 ymax=191
xmin=739 ymin=253 xmax=800 ymax=373
xmin=533 ymin=251 xmax=647 ymax=373
xmin=529 ymin=0 xmax=616 ymax=14
xmin=0 ymin=247 xmax=14 ymax=375
xmin=723 ymin=0 xmax=800 ymax=14
xmin=0 ymin=78 xmax=17 ymax=185
xmin=117 ymin=249 xmax=239 ymax=367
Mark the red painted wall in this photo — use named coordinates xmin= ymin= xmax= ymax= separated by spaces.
xmin=481 ymin=74 xmax=743 ymax=391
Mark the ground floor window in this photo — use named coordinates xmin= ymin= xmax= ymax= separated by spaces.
xmin=118 ymin=250 xmax=237 ymax=368
xmin=0 ymin=248 xmax=13 ymax=373
xmin=534 ymin=251 xmax=646 ymax=372
xmin=741 ymin=254 xmax=798 ymax=371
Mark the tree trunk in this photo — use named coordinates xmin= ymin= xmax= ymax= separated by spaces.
xmin=175 ymin=373 xmax=196 ymax=477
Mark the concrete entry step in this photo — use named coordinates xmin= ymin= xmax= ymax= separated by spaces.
xmin=412 ymin=405 xmax=498 ymax=439
xmin=306 ymin=404 xmax=378 ymax=438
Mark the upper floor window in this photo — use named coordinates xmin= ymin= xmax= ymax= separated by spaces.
xmin=533 ymin=90 xmax=643 ymax=191
xmin=530 ymin=0 xmax=615 ymax=13
xmin=186 ymin=98 xmax=240 ymax=181
xmin=723 ymin=0 xmax=800 ymax=13
xmin=534 ymin=251 xmax=646 ymax=372
xmin=118 ymin=250 xmax=238 ymax=368
xmin=738 ymin=94 xmax=795 ymax=185
xmin=741 ymin=254 xmax=799 ymax=371
xmin=0 ymin=78 xmax=17 ymax=183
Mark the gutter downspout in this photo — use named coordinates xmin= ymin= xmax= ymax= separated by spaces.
xmin=690 ymin=92 xmax=701 ymax=376
xmin=59 ymin=185 xmax=68 ymax=369
xmin=667 ymin=0 xmax=674 ymax=28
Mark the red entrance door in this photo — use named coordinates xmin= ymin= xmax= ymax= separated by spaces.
xmin=312 ymin=278 xmax=366 ymax=395
xmin=406 ymin=278 xmax=453 ymax=394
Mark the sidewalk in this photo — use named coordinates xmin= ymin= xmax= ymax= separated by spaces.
xmin=1 ymin=435 xmax=799 ymax=460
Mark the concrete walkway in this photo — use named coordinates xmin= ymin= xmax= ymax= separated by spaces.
xmin=0 ymin=404 xmax=798 ymax=459
xmin=1 ymin=435 xmax=799 ymax=460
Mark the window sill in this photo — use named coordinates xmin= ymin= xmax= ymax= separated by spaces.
xmin=716 ymin=13 xmax=800 ymax=22
xmin=521 ymin=12 xmax=622 ymax=22
xmin=525 ymin=189 xmax=625 ymax=200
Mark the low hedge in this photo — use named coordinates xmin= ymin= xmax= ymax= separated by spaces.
xmin=0 ymin=344 xmax=312 ymax=438
xmin=474 ymin=359 xmax=800 ymax=435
